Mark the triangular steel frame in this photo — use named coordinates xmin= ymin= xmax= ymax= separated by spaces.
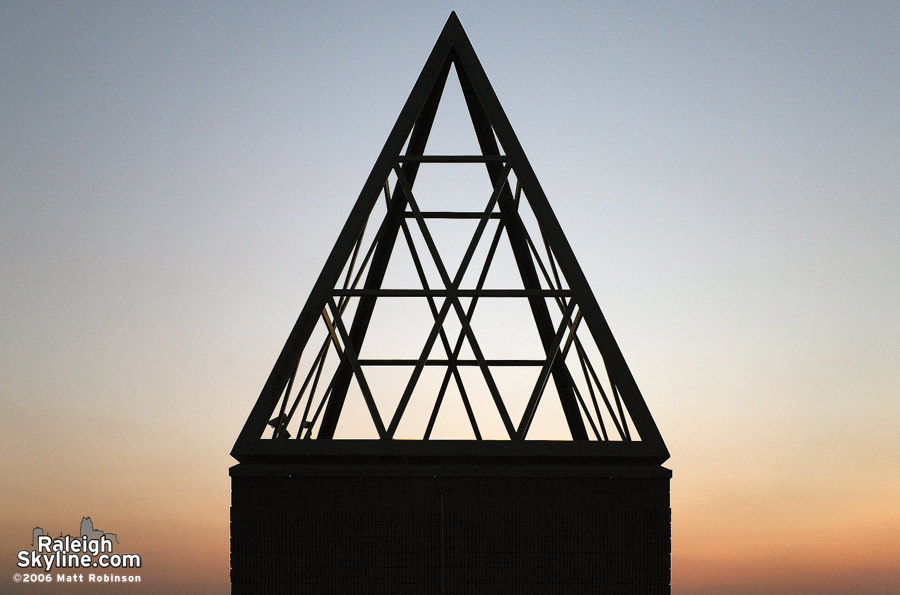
xmin=232 ymin=13 xmax=668 ymax=463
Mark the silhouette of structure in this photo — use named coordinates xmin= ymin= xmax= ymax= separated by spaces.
xmin=231 ymin=12 xmax=670 ymax=594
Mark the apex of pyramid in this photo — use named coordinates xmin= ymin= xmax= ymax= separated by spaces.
xmin=439 ymin=12 xmax=469 ymax=41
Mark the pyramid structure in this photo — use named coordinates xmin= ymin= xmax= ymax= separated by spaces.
xmin=232 ymin=12 xmax=667 ymax=463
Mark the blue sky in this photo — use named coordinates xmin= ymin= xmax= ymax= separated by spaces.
xmin=2 ymin=2 xmax=898 ymax=592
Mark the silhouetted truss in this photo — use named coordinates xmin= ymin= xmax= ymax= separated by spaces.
xmin=233 ymin=13 xmax=668 ymax=463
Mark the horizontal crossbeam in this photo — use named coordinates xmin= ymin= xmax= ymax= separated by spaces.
xmin=408 ymin=211 xmax=502 ymax=219
xmin=331 ymin=289 xmax=572 ymax=297
xmin=357 ymin=359 xmax=546 ymax=366
xmin=396 ymin=155 xmax=507 ymax=162
xmin=233 ymin=438 xmax=670 ymax=464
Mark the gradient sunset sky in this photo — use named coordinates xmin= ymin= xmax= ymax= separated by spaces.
xmin=2 ymin=2 xmax=898 ymax=594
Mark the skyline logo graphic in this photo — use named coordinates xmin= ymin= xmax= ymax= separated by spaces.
xmin=14 ymin=517 xmax=142 ymax=585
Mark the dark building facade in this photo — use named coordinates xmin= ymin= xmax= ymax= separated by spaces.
xmin=232 ymin=444 xmax=669 ymax=594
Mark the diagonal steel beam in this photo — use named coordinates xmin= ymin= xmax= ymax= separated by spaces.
xmin=424 ymin=213 xmax=507 ymax=439
xmin=453 ymin=53 xmax=588 ymax=440
xmin=516 ymin=298 xmax=578 ymax=438
xmin=315 ymin=58 xmax=454 ymax=440
xmin=389 ymin=165 xmax=515 ymax=438
xmin=388 ymin=166 xmax=509 ymax=437
xmin=232 ymin=18 xmax=461 ymax=453
xmin=447 ymin=17 xmax=666 ymax=456
xmin=276 ymin=204 xmax=388 ymax=439
xmin=325 ymin=299 xmax=387 ymax=438
xmin=383 ymin=176 xmax=482 ymax=439
xmin=397 ymin=215 xmax=482 ymax=439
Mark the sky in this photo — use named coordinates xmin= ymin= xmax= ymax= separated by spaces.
xmin=2 ymin=1 xmax=898 ymax=593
